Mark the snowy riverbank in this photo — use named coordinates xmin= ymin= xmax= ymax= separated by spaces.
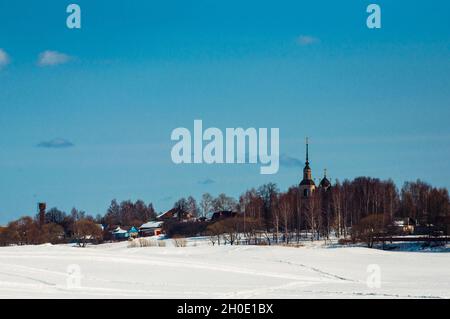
xmin=0 ymin=238 xmax=449 ymax=298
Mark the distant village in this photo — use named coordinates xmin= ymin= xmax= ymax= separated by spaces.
xmin=105 ymin=208 xmax=236 ymax=241
xmin=1 ymin=139 xmax=449 ymax=248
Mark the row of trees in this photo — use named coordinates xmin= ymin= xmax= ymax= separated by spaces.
xmin=1 ymin=178 xmax=449 ymax=247
xmin=171 ymin=193 xmax=238 ymax=218
xmin=0 ymin=216 xmax=103 ymax=247
xmin=0 ymin=200 xmax=156 ymax=246
xmin=167 ymin=178 xmax=450 ymax=245
xmin=101 ymin=200 xmax=157 ymax=227
xmin=227 ymin=178 xmax=449 ymax=244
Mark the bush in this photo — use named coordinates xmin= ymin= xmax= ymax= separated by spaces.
xmin=0 ymin=226 xmax=19 ymax=246
xmin=127 ymin=239 xmax=139 ymax=248
xmin=255 ymin=239 xmax=269 ymax=246
xmin=338 ymin=238 xmax=353 ymax=245
xmin=157 ymin=240 xmax=166 ymax=247
xmin=163 ymin=220 xmax=208 ymax=238
xmin=128 ymin=238 xmax=166 ymax=248
xmin=351 ymin=214 xmax=386 ymax=248
xmin=173 ymin=235 xmax=187 ymax=247
xmin=73 ymin=219 xmax=103 ymax=247
xmin=40 ymin=223 xmax=65 ymax=244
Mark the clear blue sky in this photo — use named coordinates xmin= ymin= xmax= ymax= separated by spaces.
xmin=0 ymin=0 xmax=449 ymax=223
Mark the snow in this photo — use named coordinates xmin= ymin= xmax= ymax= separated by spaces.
xmin=0 ymin=239 xmax=449 ymax=299
xmin=112 ymin=228 xmax=128 ymax=234
xmin=140 ymin=221 xmax=163 ymax=229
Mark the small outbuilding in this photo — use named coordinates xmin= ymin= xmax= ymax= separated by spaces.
xmin=111 ymin=226 xmax=129 ymax=240
xmin=139 ymin=221 xmax=164 ymax=237
xmin=128 ymin=226 xmax=139 ymax=239
xmin=391 ymin=217 xmax=417 ymax=235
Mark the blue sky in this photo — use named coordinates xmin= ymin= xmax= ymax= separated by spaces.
xmin=0 ymin=1 xmax=449 ymax=223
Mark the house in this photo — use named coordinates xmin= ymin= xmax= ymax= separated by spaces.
xmin=139 ymin=221 xmax=164 ymax=237
xmin=111 ymin=226 xmax=129 ymax=240
xmin=391 ymin=217 xmax=417 ymax=235
xmin=157 ymin=208 xmax=193 ymax=221
xmin=210 ymin=211 xmax=238 ymax=221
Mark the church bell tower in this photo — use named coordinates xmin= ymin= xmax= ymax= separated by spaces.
xmin=299 ymin=137 xmax=316 ymax=198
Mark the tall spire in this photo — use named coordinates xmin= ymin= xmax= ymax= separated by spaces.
xmin=300 ymin=136 xmax=316 ymax=196
xmin=305 ymin=136 xmax=309 ymax=164
xmin=324 ymin=168 xmax=327 ymax=177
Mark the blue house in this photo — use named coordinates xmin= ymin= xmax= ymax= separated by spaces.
xmin=111 ymin=226 xmax=140 ymax=240
xmin=111 ymin=226 xmax=129 ymax=240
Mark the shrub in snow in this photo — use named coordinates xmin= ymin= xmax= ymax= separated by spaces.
xmin=127 ymin=240 xmax=139 ymax=248
xmin=128 ymin=238 xmax=167 ymax=248
xmin=157 ymin=240 xmax=166 ymax=247
xmin=173 ymin=236 xmax=187 ymax=247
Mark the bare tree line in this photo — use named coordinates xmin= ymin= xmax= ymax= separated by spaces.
xmin=0 ymin=178 xmax=449 ymax=247
xmin=202 ymin=178 xmax=449 ymax=246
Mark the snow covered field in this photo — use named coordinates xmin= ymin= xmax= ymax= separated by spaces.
xmin=0 ymin=238 xmax=449 ymax=299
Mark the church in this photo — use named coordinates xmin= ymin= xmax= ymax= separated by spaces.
xmin=299 ymin=137 xmax=331 ymax=198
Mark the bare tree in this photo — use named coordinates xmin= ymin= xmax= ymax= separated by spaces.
xmin=200 ymin=193 xmax=214 ymax=218
xmin=278 ymin=193 xmax=292 ymax=244
xmin=73 ymin=219 xmax=103 ymax=247
xmin=40 ymin=223 xmax=65 ymax=244
xmin=206 ymin=222 xmax=224 ymax=246
xmin=212 ymin=193 xmax=238 ymax=212
xmin=352 ymin=214 xmax=385 ymax=248
xmin=186 ymin=196 xmax=200 ymax=217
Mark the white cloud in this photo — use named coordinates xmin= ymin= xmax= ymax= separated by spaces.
xmin=0 ymin=49 xmax=10 ymax=68
xmin=37 ymin=50 xmax=72 ymax=66
xmin=296 ymin=35 xmax=320 ymax=46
